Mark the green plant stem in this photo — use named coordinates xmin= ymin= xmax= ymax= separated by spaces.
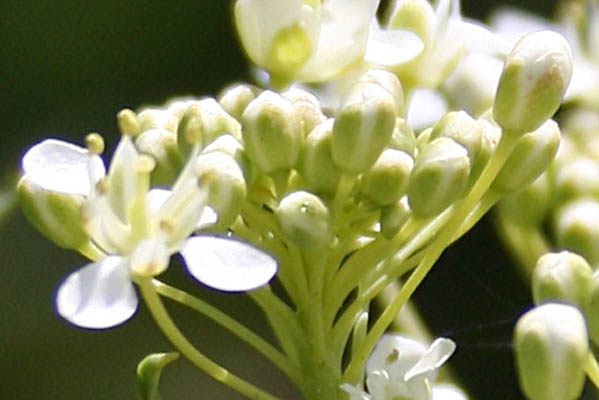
xmin=343 ymin=133 xmax=518 ymax=383
xmin=136 ymin=277 xmax=280 ymax=400
xmin=151 ymin=279 xmax=301 ymax=386
xmin=332 ymin=173 xmax=357 ymax=219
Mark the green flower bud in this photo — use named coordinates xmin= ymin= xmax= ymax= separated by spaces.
xmin=389 ymin=118 xmax=417 ymax=157
xmin=514 ymin=303 xmax=588 ymax=400
xmin=415 ymin=127 xmax=432 ymax=152
xmin=408 ymin=137 xmax=470 ymax=218
xmin=586 ymin=273 xmax=599 ymax=345
xmin=494 ymin=31 xmax=573 ymax=135
xmin=137 ymin=107 xmax=179 ymax=133
xmin=241 ymin=91 xmax=302 ymax=174
xmin=532 ymin=251 xmax=593 ymax=308
xmin=359 ymin=69 xmax=405 ymax=115
xmin=274 ymin=190 xmax=332 ymax=250
xmin=282 ymin=88 xmax=326 ymax=137
xmin=554 ymin=199 xmax=599 ymax=267
xmin=135 ymin=128 xmax=184 ymax=186
xmin=218 ymin=83 xmax=261 ymax=120
xmin=196 ymin=151 xmax=247 ymax=230
xmin=388 ymin=0 xmax=433 ymax=43
xmin=492 ymin=120 xmax=561 ymax=194
xmin=555 ymin=157 xmax=599 ymax=204
xmin=299 ymin=119 xmax=342 ymax=195
xmin=497 ymin=173 xmax=550 ymax=226
xmin=468 ymin=118 xmax=501 ymax=189
xmin=17 ymin=178 xmax=89 ymax=250
xmin=332 ymin=82 xmax=397 ymax=173
xmin=430 ymin=111 xmax=483 ymax=163
xmin=360 ymin=149 xmax=414 ymax=206
xmin=177 ymin=99 xmax=242 ymax=149
xmin=202 ymin=134 xmax=253 ymax=183
xmin=380 ymin=197 xmax=411 ymax=239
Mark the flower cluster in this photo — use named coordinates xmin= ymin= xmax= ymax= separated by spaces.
xmin=16 ymin=0 xmax=599 ymax=399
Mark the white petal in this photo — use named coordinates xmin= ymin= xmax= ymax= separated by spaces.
xmin=431 ymin=383 xmax=468 ymax=400
xmin=490 ymin=8 xmax=555 ymax=43
xmin=197 ymin=206 xmax=218 ymax=230
xmin=339 ymin=383 xmax=371 ymax=400
xmin=366 ymin=334 xmax=426 ymax=376
xmin=404 ymin=338 xmax=456 ymax=381
xmin=448 ymin=19 xmax=510 ymax=58
xmin=21 ymin=139 xmax=105 ymax=196
xmin=129 ymin=238 xmax=170 ymax=277
xmin=406 ymin=89 xmax=447 ymax=131
xmin=180 ymin=236 xmax=277 ymax=291
xmin=56 ymin=256 xmax=138 ymax=329
xmin=365 ymin=23 xmax=424 ymax=67
xmin=300 ymin=0 xmax=379 ymax=81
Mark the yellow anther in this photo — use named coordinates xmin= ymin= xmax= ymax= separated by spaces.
xmin=85 ymin=132 xmax=105 ymax=155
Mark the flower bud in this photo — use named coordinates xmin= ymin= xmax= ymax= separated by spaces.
xmin=332 ymin=82 xmax=396 ymax=173
xmin=380 ymin=197 xmax=411 ymax=239
xmin=408 ymin=137 xmax=470 ymax=218
xmin=497 ymin=173 xmax=550 ymax=226
xmin=389 ymin=118 xmax=417 ymax=157
xmin=218 ymin=83 xmax=260 ymax=120
xmin=468 ymin=118 xmax=501 ymax=188
xmin=241 ymin=91 xmax=302 ymax=173
xmin=514 ymin=303 xmax=588 ymax=400
xmin=554 ymin=199 xmax=599 ymax=266
xmin=492 ymin=120 xmax=561 ymax=194
xmin=532 ymin=251 xmax=593 ymax=309
xmin=359 ymin=69 xmax=405 ymax=115
xmin=555 ymin=157 xmax=599 ymax=204
xmin=135 ymin=128 xmax=184 ymax=186
xmin=203 ymin=134 xmax=254 ymax=183
xmin=274 ymin=190 xmax=332 ymax=250
xmin=177 ymin=99 xmax=242 ymax=151
xmin=586 ymin=274 xmax=599 ymax=345
xmin=196 ymin=151 xmax=247 ymax=230
xmin=360 ymin=149 xmax=414 ymax=206
xmin=430 ymin=111 xmax=483 ymax=162
xmin=299 ymin=119 xmax=342 ymax=195
xmin=282 ymin=87 xmax=326 ymax=137
xmin=494 ymin=31 xmax=573 ymax=135
xmin=137 ymin=108 xmax=179 ymax=133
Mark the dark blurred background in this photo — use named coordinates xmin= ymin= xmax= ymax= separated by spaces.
xmin=0 ymin=0 xmax=561 ymax=399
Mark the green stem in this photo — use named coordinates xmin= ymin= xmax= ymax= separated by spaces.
xmin=136 ymin=277 xmax=280 ymax=400
xmin=343 ymin=134 xmax=518 ymax=383
xmin=151 ymin=279 xmax=301 ymax=386
xmin=332 ymin=173 xmax=357 ymax=220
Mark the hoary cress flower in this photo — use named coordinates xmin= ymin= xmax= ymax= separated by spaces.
xmin=341 ymin=335 xmax=461 ymax=400
xmin=18 ymin=134 xmax=277 ymax=329
xmin=234 ymin=0 xmax=379 ymax=84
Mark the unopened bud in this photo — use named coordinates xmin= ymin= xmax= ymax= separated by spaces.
xmin=389 ymin=118 xmax=417 ymax=156
xmin=586 ymin=274 xmax=599 ymax=345
xmin=332 ymin=82 xmax=396 ymax=173
xmin=196 ymin=151 xmax=247 ymax=230
xmin=494 ymin=31 xmax=573 ymax=135
xmin=203 ymin=134 xmax=253 ymax=183
xmin=408 ymin=137 xmax=470 ymax=217
xmin=492 ymin=120 xmax=561 ymax=194
xmin=555 ymin=157 xmax=599 ymax=203
xmin=274 ymin=191 xmax=332 ymax=250
xmin=468 ymin=118 xmax=501 ymax=189
xmin=137 ymin=108 xmax=178 ymax=133
xmin=178 ymin=99 xmax=242 ymax=149
xmin=299 ymin=119 xmax=341 ymax=195
xmin=514 ymin=303 xmax=588 ymax=400
xmin=532 ymin=251 xmax=593 ymax=309
xmin=359 ymin=69 xmax=405 ymax=115
xmin=241 ymin=91 xmax=302 ymax=173
xmin=497 ymin=173 xmax=550 ymax=226
xmin=135 ymin=128 xmax=183 ymax=186
xmin=380 ymin=197 xmax=411 ymax=239
xmin=554 ymin=199 xmax=599 ymax=266
xmin=218 ymin=83 xmax=261 ymax=120
xmin=282 ymin=87 xmax=326 ymax=137
xmin=360 ymin=149 xmax=413 ymax=206
xmin=430 ymin=111 xmax=483 ymax=162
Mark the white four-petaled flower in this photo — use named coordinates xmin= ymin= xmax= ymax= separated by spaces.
xmin=20 ymin=136 xmax=277 ymax=329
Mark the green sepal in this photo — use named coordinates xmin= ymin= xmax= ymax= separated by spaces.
xmin=136 ymin=352 xmax=179 ymax=400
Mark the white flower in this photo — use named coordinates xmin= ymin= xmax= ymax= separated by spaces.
xmin=21 ymin=136 xmax=277 ymax=329
xmin=234 ymin=0 xmax=379 ymax=83
xmin=341 ymin=335 xmax=458 ymax=400
xmin=366 ymin=0 xmax=508 ymax=89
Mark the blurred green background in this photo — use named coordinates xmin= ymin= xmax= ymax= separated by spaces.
xmin=0 ymin=0 xmax=559 ymax=399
